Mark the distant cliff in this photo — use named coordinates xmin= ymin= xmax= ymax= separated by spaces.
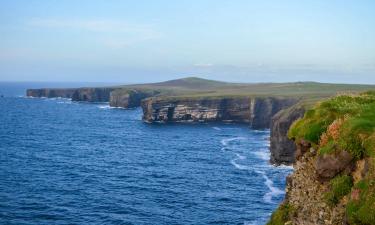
xmin=71 ymin=88 xmax=115 ymax=102
xmin=27 ymin=88 xmax=76 ymax=98
xmin=141 ymin=96 xmax=298 ymax=129
xmin=109 ymin=89 xmax=160 ymax=108
xmin=27 ymin=87 xmax=114 ymax=102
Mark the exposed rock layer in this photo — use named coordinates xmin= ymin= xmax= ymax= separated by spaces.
xmin=141 ymin=97 xmax=298 ymax=129
xmin=284 ymin=149 xmax=348 ymax=225
xmin=27 ymin=88 xmax=76 ymax=98
xmin=71 ymin=88 xmax=115 ymax=102
xmin=109 ymin=89 xmax=159 ymax=108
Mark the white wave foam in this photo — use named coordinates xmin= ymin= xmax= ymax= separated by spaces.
xmin=256 ymin=171 xmax=284 ymax=204
xmin=230 ymin=159 xmax=250 ymax=170
xmin=230 ymin=153 xmax=249 ymax=170
xmin=252 ymin=151 xmax=270 ymax=161
xmin=212 ymin=126 xmax=222 ymax=131
xmin=220 ymin=137 xmax=246 ymax=146
xmin=274 ymin=164 xmax=294 ymax=170
xmin=98 ymin=105 xmax=110 ymax=109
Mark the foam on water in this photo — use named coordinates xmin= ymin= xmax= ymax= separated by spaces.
xmin=220 ymin=137 xmax=246 ymax=146
xmin=212 ymin=126 xmax=222 ymax=131
xmin=220 ymin=134 xmax=292 ymax=223
xmin=252 ymin=150 xmax=270 ymax=161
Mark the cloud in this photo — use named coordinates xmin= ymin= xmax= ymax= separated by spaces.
xmin=194 ymin=63 xmax=214 ymax=67
xmin=27 ymin=18 xmax=162 ymax=48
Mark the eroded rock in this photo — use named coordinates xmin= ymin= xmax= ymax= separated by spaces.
xmin=315 ymin=151 xmax=353 ymax=180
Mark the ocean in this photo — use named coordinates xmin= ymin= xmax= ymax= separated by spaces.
xmin=0 ymin=82 xmax=292 ymax=225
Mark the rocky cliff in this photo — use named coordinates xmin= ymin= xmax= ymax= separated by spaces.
xmin=71 ymin=88 xmax=115 ymax=102
xmin=109 ymin=89 xmax=160 ymax=108
xmin=27 ymin=87 xmax=115 ymax=102
xmin=141 ymin=96 xmax=298 ymax=129
xmin=27 ymin=88 xmax=76 ymax=98
xmin=270 ymin=105 xmax=305 ymax=164
xmin=268 ymin=92 xmax=375 ymax=225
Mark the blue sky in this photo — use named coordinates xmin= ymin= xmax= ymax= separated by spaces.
xmin=0 ymin=0 xmax=374 ymax=83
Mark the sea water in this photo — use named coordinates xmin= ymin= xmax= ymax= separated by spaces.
xmin=0 ymin=83 xmax=292 ymax=225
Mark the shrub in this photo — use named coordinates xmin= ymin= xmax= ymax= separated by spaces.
xmin=324 ymin=175 xmax=353 ymax=206
xmin=347 ymin=179 xmax=375 ymax=225
xmin=267 ymin=203 xmax=295 ymax=225
xmin=289 ymin=92 xmax=375 ymax=160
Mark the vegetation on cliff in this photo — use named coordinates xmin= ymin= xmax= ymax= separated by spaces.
xmin=269 ymin=91 xmax=374 ymax=224
xmin=289 ymin=91 xmax=375 ymax=159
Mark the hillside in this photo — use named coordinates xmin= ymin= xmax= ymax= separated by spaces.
xmin=268 ymin=91 xmax=375 ymax=224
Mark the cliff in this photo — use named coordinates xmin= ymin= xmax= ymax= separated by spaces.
xmin=268 ymin=92 xmax=375 ymax=225
xmin=71 ymin=88 xmax=115 ymax=102
xmin=27 ymin=87 xmax=115 ymax=102
xmin=270 ymin=105 xmax=306 ymax=164
xmin=141 ymin=96 xmax=298 ymax=129
xmin=109 ymin=89 xmax=160 ymax=108
xmin=27 ymin=88 xmax=76 ymax=98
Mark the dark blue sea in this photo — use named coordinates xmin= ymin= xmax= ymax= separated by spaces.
xmin=0 ymin=82 xmax=292 ymax=225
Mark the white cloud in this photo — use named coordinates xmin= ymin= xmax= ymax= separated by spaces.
xmin=27 ymin=18 xmax=162 ymax=48
xmin=194 ymin=63 xmax=213 ymax=67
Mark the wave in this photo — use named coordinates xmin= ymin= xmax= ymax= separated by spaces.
xmin=230 ymin=159 xmax=250 ymax=170
xmin=212 ymin=126 xmax=222 ymax=131
xmin=256 ymin=170 xmax=284 ymax=204
xmin=230 ymin=153 xmax=250 ymax=170
xmin=252 ymin=150 xmax=270 ymax=161
xmin=220 ymin=137 xmax=246 ymax=146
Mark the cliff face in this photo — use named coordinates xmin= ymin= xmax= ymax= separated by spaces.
xmin=109 ymin=89 xmax=160 ymax=108
xmin=26 ymin=88 xmax=76 ymax=98
xmin=268 ymin=92 xmax=375 ymax=225
xmin=71 ymin=88 xmax=114 ymax=102
xmin=270 ymin=105 xmax=305 ymax=164
xmin=141 ymin=97 xmax=298 ymax=129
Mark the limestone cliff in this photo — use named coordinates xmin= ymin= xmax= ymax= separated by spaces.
xmin=27 ymin=88 xmax=76 ymax=98
xmin=71 ymin=88 xmax=114 ymax=102
xmin=270 ymin=105 xmax=305 ymax=164
xmin=141 ymin=96 xmax=298 ymax=129
xmin=26 ymin=87 xmax=114 ymax=102
xmin=268 ymin=92 xmax=375 ymax=225
xmin=109 ymin=89 xmax=160 ymax=108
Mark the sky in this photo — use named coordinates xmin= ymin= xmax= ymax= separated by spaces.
xmin=0 ymin=0 xmax=374 ymax=84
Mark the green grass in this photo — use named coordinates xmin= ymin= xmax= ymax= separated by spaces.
xmin=267 ymin=203 xmax=295 ymax=225
xmin=346 ymin=164 xmax=375 ymax=225
xmin=283 ymin=92 xmax=375 ymax=224
xmin=111 ymin=77 xmax=375 ymax=100
xmin=289 ymin=92 xmax=375 ymax=160
xmin=324 ymin=175 xmax=353 ymax=206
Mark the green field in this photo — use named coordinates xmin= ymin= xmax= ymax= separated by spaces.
xmin=113 ymin=77 xmax=375 ymax=101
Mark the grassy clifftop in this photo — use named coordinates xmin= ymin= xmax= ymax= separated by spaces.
xmin=268 ymin=91 xmax=375 ymax=224
xmin=116 ymin=77 xmax=375 ymax=99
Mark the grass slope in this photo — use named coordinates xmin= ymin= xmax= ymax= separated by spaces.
xmin=113 ymin=77 xmax=375 ymax=100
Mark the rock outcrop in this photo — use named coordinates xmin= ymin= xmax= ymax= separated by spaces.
xmin=109 ymin=89 xmax=160 ymax=108
xmin=141 ymin=96 xmax=298 ymax=129
xmin=27 ymin=87 xmax=115 ymax=102
xmin=71 ymin=88 xmax=114 ymax=102
xmin=26 ymin=88 xmax=76 ymax=98
xmin=270 ymin=105 xmax=305 ymax=164
xmin=282 ymin=150 xmax=348 ymax=225
xmin=315 ymin=150 xmax=353 ymax=180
